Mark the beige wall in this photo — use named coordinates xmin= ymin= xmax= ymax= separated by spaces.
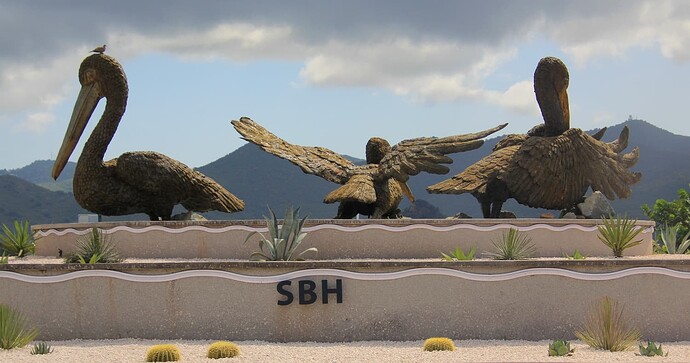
xmin=1 ymin=262 xmax=688 ymax=342
xmin=32 ymin=219 xmax=655 ymax=259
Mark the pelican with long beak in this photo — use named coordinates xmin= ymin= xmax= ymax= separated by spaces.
xmin=52 ymin=53 xmax=244 ymax=220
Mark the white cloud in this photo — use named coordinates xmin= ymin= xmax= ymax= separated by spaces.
xmin=15 ymin=112 xmax=55 ymax=133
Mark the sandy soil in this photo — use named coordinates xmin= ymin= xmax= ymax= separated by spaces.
xmin=0 ymin=339 xmax=686 ymax=362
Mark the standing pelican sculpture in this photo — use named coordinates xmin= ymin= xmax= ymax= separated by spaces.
xmin=427 ymin=56 xmax=641 ymax=217
xmin=52 ymin=53 xmax=244 ymax=220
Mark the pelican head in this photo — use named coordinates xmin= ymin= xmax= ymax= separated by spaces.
xmin=52 ymin=54 xmax=128 ymax=180
xmin=534 ymin=56 xmax=570 ymax=136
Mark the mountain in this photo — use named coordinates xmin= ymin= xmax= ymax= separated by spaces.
xmin=0 ymin=174 xmax=87 ymax=226
xmin=0 ymin=160 xmax=75 ymax=192
xmin=0 ymin=118 xmax=687 ymax=224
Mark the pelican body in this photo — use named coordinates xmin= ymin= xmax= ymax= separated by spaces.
xmin=52 ymin=54 xmax=244 ymax=220
xmin=427 ymin=57 xmax=641 ymax=218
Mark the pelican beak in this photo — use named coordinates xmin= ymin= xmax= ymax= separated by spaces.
xmin=51 ymin=82 xmax=101 ymax=179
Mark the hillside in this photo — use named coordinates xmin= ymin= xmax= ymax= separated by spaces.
xmin=0 ymin=118 xmax=687 ymax=223
xmin=0 ymin=175 xmax=86 ymax=226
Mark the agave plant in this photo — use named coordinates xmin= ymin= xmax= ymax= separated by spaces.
xmin=485 ymin=228 xmax=536 ymax=260
xmin=0 ymin=303 xmax=40 ymax=350
xmin=441 ymin=246 xmax=476 ymax=261
xmin=597 ymin=214 xmax=643 ymax=257
xmin=548 ymin=339 xmax=574 ymax=356
xmin=0 ymin=252 xmax=8 ymax=264
xmin=64 ymin=228 xmax=122 ymax=263
xmin=638 ymin=341 xmax=667 ymax=357
xmin=658 ymin=223 xmax=690 ymax=254
xmin=30 ymin=341 xmax=53 ymax=355
xmin=244 ymin=206 xmax=317 ymax=261
xmin=0 ymin=220 xmax=39 ymax=257
xmin=575 ymin=296 xmax=641 ymax=352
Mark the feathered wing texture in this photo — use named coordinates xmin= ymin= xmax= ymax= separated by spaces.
xmin=231 ymin=117 xmax=357 ymax=184
xmin=377 ymin=123 xmax=508 ymax=183
xmin=504 ymin=128 xmax=641 ymax=209
xmin=426 ymin=145 xmax=519 ymax=195
xmin=324 ymin=173 xmax=377 ymax=204
xmin=114 ymin=151 xmax=244 ymax=212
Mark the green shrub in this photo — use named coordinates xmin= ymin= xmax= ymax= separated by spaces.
xmin=597 ymin=215 xmax=644 ymax=257
xmin=64 ymin=228 xmax=121 ymax=263
xmin=638 ymin=341 xmax=667 ymax=357
xmin=0 ymin=303 xmax=39 ymax=350
xmin=0 ymin=220 xmax=39 ymax=257
xmin=423 ymin=337 xmax=455 ymax=351
xmin=207 ymin=341 xmax=240 ymax=359
xmin=30 ymin=341 xmax=53 ymax=355
xmin=548 ymin=339 xmax=574 ymax=356
xmin=657 ymin=223 xmax=690 ymax=254
xmin=244 ymin=206 xmax=317 ymax=261
xmin=575 ymin=296 xmax=641 ymax=352
xmin=485 ymin=228 xmax=535 ymax=260
xmin=441 ymin=246 xmax=476 ymax=261
xmin=642 ymin=184 xmax=690 ymax=239
xmin=145 ymin=344 xmax=181 ymax=362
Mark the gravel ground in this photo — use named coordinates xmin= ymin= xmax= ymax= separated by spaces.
xmin=0 ymin=339 xmax=687 ymax=362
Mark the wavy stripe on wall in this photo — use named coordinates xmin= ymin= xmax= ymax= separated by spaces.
xmin=0 ymin=267 xmax=682 ymax=284
xmin=35 ymin=223 xmax=653 ymax=237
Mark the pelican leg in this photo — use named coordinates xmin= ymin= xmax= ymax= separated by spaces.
xmin=490 ymin=201 xmax=504 ymax=218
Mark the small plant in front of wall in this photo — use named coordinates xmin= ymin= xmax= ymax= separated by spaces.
xmin=0 ymin=303 xmax=40 ymax=350
xmin=637 ymin=341 xmax=667 ymax=357
xmin=423 ymin=337 xmax=455 ymax=352
xmin=657 ymin=223 xmax=690 ymax=254
xmin=575 ymin=296 xmax=641 ymax=352
xmin=244 ymin=206 xmax=317 ymax=261
xmin=485 ymin=228 xmax=536 ymax=260
xmin=30 ymin=342 xmax=53 ymax=355
xmin=548 ymin=339 xmax=574 ymax=356
xmin=207 ymin=341 xmax=240 ymax=359
xmin=565 ymin=250 xmax=587 ymax=260
xmin=441 ymin=246 xmax=476 ymax=261
xmin=0 ymin=220 xmax=40 ymax=257
xmin=146 ymin=344 xmax=181 ymax=362
xmin=64 ymin=228 xmax=122 ymax=263
xmin=0 ymin=252 xmax=8 ymax=264
xmin=597 ymin=214 xmax=643 ymax=257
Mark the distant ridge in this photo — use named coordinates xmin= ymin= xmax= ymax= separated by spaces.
xmin=0 ymin=118 xmax=687 ymax=224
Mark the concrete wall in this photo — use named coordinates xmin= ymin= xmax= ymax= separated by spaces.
xmin=32 ymin=219 xmax=655 ymax=259
xmin=1 ymin=261 xmax=688 ymax=342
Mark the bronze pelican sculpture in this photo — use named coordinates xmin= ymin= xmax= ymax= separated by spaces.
xmin=232 ymin=117 xmax=506 ymax=218
xmin=427 ymin=56 xmax=641 ymax=218
xmin=52 ymin=53 xmax=244 ymax=220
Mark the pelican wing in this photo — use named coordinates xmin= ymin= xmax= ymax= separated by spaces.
xmin=113 ymin=151 xmax=244 ymax=212
xmin=426 ymin=145 xmax=518 ymax=195
xmin=505 ymin=127 xmax=641 ymax=209
xmin=377 ymin=123 xmax=508 ymax=183
xmin=231 ymin=117 xmax=357 ymax=184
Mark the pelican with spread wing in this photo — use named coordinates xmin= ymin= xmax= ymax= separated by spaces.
xmin=427 ymin=57 xmax=641 ymax=218
xmin=232 ymin=117 xmax=506 ymax=218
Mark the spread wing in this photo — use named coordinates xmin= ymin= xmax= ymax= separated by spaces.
xmin=505 ymin=127 xmax=641 ymax=209
xmin=426 ymin=145 xmax=518 ymax=195
xmin=231 ymin=117 xmax=357 ymax=184
xmin=377 ymin=123 xmax=508 ymax=183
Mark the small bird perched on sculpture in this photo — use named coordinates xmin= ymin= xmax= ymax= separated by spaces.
xmin=52 ymin=53 xmax=244 ymax=220
xmin=90 ymin=44 xmax=106 ymax=54
xmin=232 ymin=117 xmax=506 ymax=219
xmin=427 ymin=56 xmax=641 ymax=218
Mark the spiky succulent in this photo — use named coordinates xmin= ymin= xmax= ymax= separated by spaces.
xmin=548 ymin=339 xmax=574 ymax=356
xmin=30 ymin=342 xmax=53 ymax=355
xmin=423 ymin=337 xmax=455 ymax=352
xmin=485 ymin=228 xmax=536 ymax=260
xmin=145 ymin=344 xmax=181 ymax=362
xmin=638 ymin=341 xmax=667 ymax=357
xmin=441 ymin=246 xmax=476 ymax=261
xmin=207 ymin=341 xmax=240 ymax=359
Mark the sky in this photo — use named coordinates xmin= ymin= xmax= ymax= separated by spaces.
xmin=0 ymin=0 xmax=689 ymax=171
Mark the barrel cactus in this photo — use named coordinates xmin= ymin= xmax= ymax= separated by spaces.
xmin=207 ymin=341 xmax=240 ymax=359
xmin=145 ymin=344 xmax=181 ymax=362
xmin=423 ymin=337 xmax=455 ymax=352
